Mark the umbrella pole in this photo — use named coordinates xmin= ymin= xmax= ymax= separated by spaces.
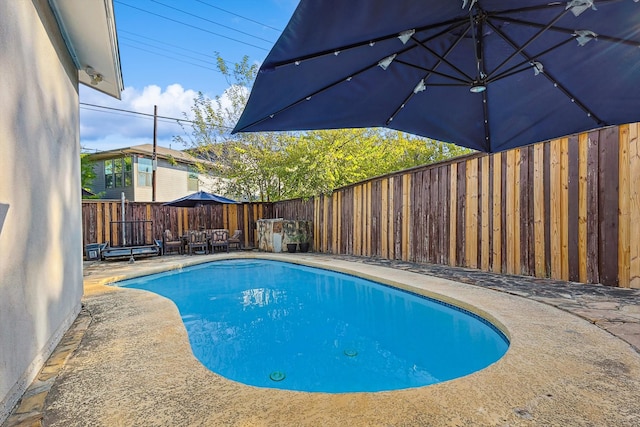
xmin=121 ymin=192 xmax=126 ymax=246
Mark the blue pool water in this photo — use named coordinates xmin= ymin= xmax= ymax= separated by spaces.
xmin=118 ymin=259 xmax=508 ymax=392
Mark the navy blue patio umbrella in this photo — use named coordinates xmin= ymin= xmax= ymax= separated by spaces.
xmin=233 ymin=0 xmax=640 ymax=153
xmin=163 ymin=191 xmax=239 ymax=207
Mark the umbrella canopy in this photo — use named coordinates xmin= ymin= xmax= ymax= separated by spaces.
xmin=163 ymin=191 xmax=239 ymax=207
xmin=233 ymin=0 xmax=640 ymax=153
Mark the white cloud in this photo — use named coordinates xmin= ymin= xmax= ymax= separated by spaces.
xmin=80 ymin=83 xmax=199 ymax=152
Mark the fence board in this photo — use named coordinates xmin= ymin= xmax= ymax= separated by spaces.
xmin=95 ymin=203 xmax=102 ymax=244
xmin=526 ymin=145 xmax=536 ymax=275
xmin=449 ymin=163 xmax=457 ymax=266
xmin=380 ymin=178 xmax=388 ymax=259
xmin=412 ymin=171 xmax=423 ymax=263
xmin=578 ymin=133 xmax=588 ymax=283
xmin=370 ymin=183 xmax=380 ymax=257
xmin=481 ymin=156 xmax=490 ymax=270
xmin=388 ymin=178 xmax=395 ymax=260
xmin=513 ymin=148 xmax=521 ymax=276
xmin=568 ymin=136 xmax=580 ymax=282
xmin=402 ymin=175 xmax=410 ymax=261
xmin=333 ymin=192 xmax=339 ymax=253
xmin=550 ymin=139 xmax=562 ymax=279
xmin=429 ymin=169 xmax=438 ymax=264
xmin=506 ymin=150 xmax=516 ymax=274
xmin=394 ymin=176 xmax=403 ymax=260
xmin=501 ymin=152 xmax=508 ymax=273
xmin=630 ymin=123 xmax=640 ymax=289
xmin=440 ymin=165 xmax=450 ymax=265
xmin=492 ymin=154 xmax=502 ymax=272
xmin=560 ymin=138 xmax=569 ymax=281
xmin=465 ymin=158 xmax=479 ymax=269
xmin=618 ymin=125 xmax=631 ymax=287
xmin=366 ymin=182 xmax=372 ymax=256
xmin=586 ymin=131 xmax=600 ymax=283
xmin=456 ymin=161 xmax=466 ymax=266
xmin=355 ymin=186 xmax=360 ymax=255
xmin=534 ymin=144 xmax=545 ymax=276
xmin=599 ymin=127 xmax=619 ymax=286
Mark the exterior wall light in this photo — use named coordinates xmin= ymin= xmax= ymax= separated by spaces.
xmin=85 ymin=66 xmax=103 ymax=85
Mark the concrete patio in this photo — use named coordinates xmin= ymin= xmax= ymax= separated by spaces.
xmin=4 ymin=253 xmax=640 ymax=426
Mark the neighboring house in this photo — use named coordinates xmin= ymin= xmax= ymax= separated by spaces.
xmin=86 ymin=144 xmax=219 ymax=202
xmin=0 ymin=0 xmax=122 ymax=422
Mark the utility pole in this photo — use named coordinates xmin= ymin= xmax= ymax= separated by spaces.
xmin=152 ymin=105 xmax=157 ymax=202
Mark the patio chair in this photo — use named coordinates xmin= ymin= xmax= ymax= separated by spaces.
xmin=162 ymin=229 xmax=183 ymax=255
xmin=228 ymin=229 xmax=242 ymax=250
xmin=187 ymin=231 xmax=209 ymax=255
xmin=210 ymin=229 xmax=229 ymax=253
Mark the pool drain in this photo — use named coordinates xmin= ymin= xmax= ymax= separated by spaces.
xmin=343 ymin=349 xmax=358 ymax=357
xmin=269 ymin=371 xmax=286 ymax=381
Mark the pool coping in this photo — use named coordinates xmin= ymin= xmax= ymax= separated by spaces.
xmin=5 ymin=253 xmax=640 ymax=426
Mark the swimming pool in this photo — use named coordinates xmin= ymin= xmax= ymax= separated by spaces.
xmin=118 ymin=259 xmax=508 ymax=392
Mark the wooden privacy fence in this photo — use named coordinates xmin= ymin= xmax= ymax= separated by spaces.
xmin=83 ymin=123 xmax=640 ymax=288
xmin=295 ymin=123 xmax=638 ymax=288
xmin=82 ymin=201 xmax=273 ymax=250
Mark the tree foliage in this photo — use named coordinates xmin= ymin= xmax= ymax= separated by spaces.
xmin=177 ymin=55 xmax=472 ymax=202
xmin=80 ymin=153 xmax=105 ymax=199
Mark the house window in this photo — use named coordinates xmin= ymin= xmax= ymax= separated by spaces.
xmin=138 ymin=158 xmax=153 ymax=187
xmin=104 ymin=157 xmax=133 ymax=188
xmin=104 ymin=159 xmax=113 ymax=188
xmin=114 ymin=158 xmax=123 ymax=187
xmin=188 ymin=172 xmax=199 ymax=191
xmin=124 ymin=157 xmax=132 ymax=186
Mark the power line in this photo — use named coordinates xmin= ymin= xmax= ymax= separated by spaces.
xmin=118 ymin=29 xmax=241 ymax=75
xmin=114 ymin=0 xmax=269 ymax=51
xmin=119 ymin=43 xmax=221 ymax=72
xmin=119 ymin=35 xmax=218 ymax=65
xmin=80 ymin=105 xmax=182 ymax=126
xmin=119 ymin=39 xmax=219 ymax=68
xmin=150 ymin=0 xmax=275 ymax=44
xmin=194 ymin=0 xmax=283 ymax=32
xmin=80 ymin=102 xmax=194 ymax=123
xmin=119 ymin=29 xmax=233 ymax=65
xmin=79 ymin=102 xmax=236 ymax=131
xmin=120 ymin=43 xmax=218 ymax=73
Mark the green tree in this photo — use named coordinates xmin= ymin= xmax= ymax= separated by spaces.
xmin=81 ymin=153 xmax=97 ymax=192
xmin=278 ymin=129 xmax=471 ymax=199
xmin=176 ymin=54 xmax=289 ymax=201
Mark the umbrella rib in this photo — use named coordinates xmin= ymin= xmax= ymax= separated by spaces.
xmin=411 ymin=25 xmax=475 ymax=82
xmin=487 ymin=37 xmax=576 ymax=84
xmin=386 ymin=27 xmax=474 ymax=126
xmin=491 ymin=0 xmax=623 ymax=16
xmin=394 ymin=60 xmax=471 ymax=84
xmin=486 ymin=20 xmax=606 ymax=127
xmin=486 ymin=8 xmax=571 ymax=80
xmin=492 ymin=16 xmax=640 ymax=48
xmin=386 ymin=19 xmax=472 ymax=84
xmin=264 ymin=17 xmax=470 ymax=70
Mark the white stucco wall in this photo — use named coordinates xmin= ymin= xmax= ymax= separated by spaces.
xmin=0 ymin=0 xmax=83 ymax=421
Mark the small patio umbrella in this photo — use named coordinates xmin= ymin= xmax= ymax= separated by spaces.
xmin=163 ymin=191 xmax=239 ymax=207
xmin=233 ymin=0 xmax=640 ymax=153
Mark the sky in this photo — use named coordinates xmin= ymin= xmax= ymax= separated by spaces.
xmin=80 ymin=0 xmax=299 ymax=153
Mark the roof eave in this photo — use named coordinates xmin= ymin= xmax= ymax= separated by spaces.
xmin=48 ymin=0 xmax=124 ymax=99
